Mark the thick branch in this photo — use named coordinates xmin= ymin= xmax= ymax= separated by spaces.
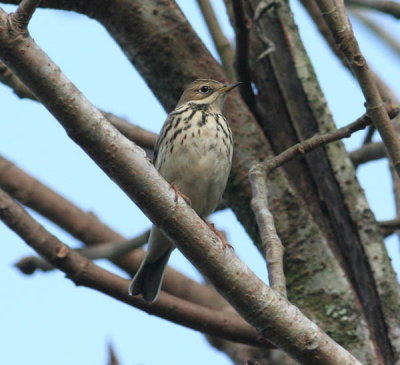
xmin=0 ymin=10 xmax=362 ymax=363
xmin=0 ymin=188 xmax=268 ymax=348
xmin=317 ymin=1 xmax=400 ymax=176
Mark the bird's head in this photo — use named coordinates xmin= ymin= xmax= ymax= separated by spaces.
xmin=177 ymin=79 xmax=242 ymax=112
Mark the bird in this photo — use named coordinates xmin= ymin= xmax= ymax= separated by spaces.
xmin=128 ymin=79 xmax=241 ymax=303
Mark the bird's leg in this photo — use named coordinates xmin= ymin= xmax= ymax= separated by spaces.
xmin=171 ymin=183 xmax=192 ymax=206
xmin=204 ymin=220 xmax=234 ymax=250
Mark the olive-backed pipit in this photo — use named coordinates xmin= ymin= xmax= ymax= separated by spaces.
xmin=128 ymin=79 xmax=241 ymax=303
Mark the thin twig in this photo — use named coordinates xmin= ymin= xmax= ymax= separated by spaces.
xmin=0 ymin=188 xmax=269 ymax=348
xmin=0 ymin=61 xmax=35 ymax=98
xmin=349 ymin=141 xmax=387 ymax=166
xmin=378 ymin=218 xmax=400 ymax=230
xmin=249 ymin=163 xmax=286 ymax=298
xmin=317 ymin=0 xmax=400 ymax=177
xmin=265 ymin=105 xmax=398 ymax=174
xmin=379 ymin=218 xmax=400 ymax=238
xmin=196 ymin=0 xmax=236 ymax=81
xmin=351 ymin=9 xmax=400 ymax=57
xmin=389 ymin=164 xmax=400 ymax=241
xmin=11 ymin=0 xmax=42 ymax=28
xmin=363 ymin=125 xmax=376 ymax=145
xmin=347 ymin=0 xmax=400 ymax=19
xmin=15 ymin=230 xmax=150 ymax=274
xmin=107 ymin=342 xmax=120 ymax=365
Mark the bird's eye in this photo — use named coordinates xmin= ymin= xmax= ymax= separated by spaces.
xmin=200 ymin=85 xmax=210 ymax=93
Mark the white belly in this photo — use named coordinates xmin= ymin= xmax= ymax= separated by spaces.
xmin=156 ymin=109 xmax=232 ymax=217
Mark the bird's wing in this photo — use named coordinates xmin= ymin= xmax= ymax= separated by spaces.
xmin=153 ymin=104 xmax=190 ymax=166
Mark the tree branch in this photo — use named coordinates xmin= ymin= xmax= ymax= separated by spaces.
xmin=351 ymin=9 xmax=400 ymax=58
xmin=196 ymin=0 xmax=236 ymax=81
xmin=0 ymin=188 xmax=269 ymax=348
xmin=107 ymin=342 xmax=120 ymax=365
xmin=0 ymin=8 xmax=362 ymax=362
xmin=264 ymin=105 xmax=398 ymax=174
xmin=346 ymin=0 xmax=400 ymax=19
xmin=378 ymin=218 xmax=400 ymax=238
xmin=300 ymin=0 xmax=399 ymax=103
xmin=249 ymin=163 xmax=286 ymax=298
xmin=316 ymin=0 xmax=400 ymax=177
xmin=15 ymin=230 xmax=150 ymax=274
xmin=316 ymin=1 xmax=400 ymax=172
xmin=0 ymin=60 xmax=36 ymax=98
xmin=11 ymin=0 xmax=42 ymax=29
xmin=349 ymin=141 xmax=387 ymax=167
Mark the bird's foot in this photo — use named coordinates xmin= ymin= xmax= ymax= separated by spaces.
xmin=205 ymin=220 xmax=234 ymax=250
xmin=171 ymin=184 xmax=192 ymax=206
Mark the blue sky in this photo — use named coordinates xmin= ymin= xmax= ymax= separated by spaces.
xmin=1 ymin=1 xmax=399 ymax=364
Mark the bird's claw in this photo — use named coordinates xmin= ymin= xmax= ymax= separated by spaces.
xmin=206 ymin=221 xmax=234 ymax=251
xmin=171 ymin=184 xmax=192 ymax=206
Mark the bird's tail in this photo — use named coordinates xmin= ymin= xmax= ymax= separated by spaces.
xmin=128 ymin=248 xmax=172 ymax=303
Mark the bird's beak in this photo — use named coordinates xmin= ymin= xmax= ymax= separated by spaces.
xmin=218 ymin=82 xmax=244 ymax=94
